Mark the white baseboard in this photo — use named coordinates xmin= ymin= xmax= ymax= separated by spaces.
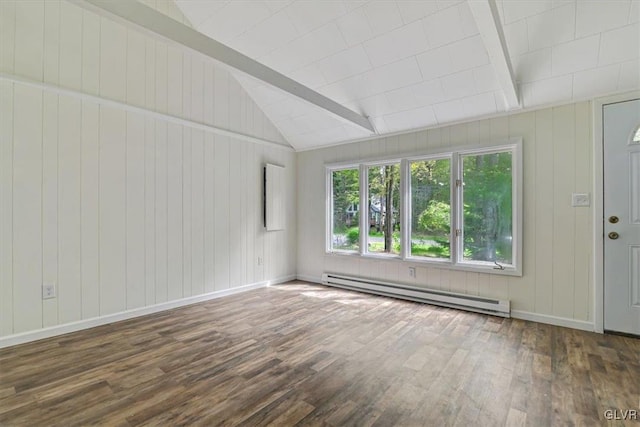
xmin=295 ymin=274 xmax=322 ymax=284
xmin=0 ymin=275 xmax=296 ymax=349
xmin=297 ymin=274 xmax=596 ymax=332
xmin=511 ymin=310 xmax=595 ymax=332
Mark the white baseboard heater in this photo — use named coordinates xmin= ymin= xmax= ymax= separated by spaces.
xmin=321 ymin=273 xmax=510 ymax=318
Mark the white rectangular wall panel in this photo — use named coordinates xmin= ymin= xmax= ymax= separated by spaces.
xmin=265 ymin=164 xmax=286 ymax=231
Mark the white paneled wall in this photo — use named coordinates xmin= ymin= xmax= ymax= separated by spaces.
xmin=0 ymin=0 xmax=296 ymax=338
xmin=297 ymin=103 xmax=593 ymax=324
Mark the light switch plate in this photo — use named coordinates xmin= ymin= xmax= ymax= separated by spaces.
xmin=572 ymin=193 xmax=590 ymax=207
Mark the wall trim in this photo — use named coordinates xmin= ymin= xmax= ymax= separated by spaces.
xmin=0 ymin=72 xmax=294 ymax=152
xmin=0 ymin=275 xmax=296 ymax=349
xmin=296 ymin=274 xmax=322 ymax=284
xmin=510 ymin=310 xmax=595 ymax=332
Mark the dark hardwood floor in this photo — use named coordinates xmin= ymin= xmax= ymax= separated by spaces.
xmin=0 ymin=281 xmax=638 ymax=426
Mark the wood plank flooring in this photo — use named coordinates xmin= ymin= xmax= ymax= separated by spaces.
xmin=0 ymin=281 xmax=639 ymax=426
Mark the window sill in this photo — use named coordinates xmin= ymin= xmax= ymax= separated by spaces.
xmin=326 ymin=251 xmax=522 ymax=277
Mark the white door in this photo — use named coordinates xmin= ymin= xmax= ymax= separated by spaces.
xmin=604 ymin=98 xmax=640 ymax=335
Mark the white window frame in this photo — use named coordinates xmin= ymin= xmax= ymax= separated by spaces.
xmin=325 ymin=138 xmax=523 ymax=276
xmin=326 ymin=164 xmax=361 ymax=254
xmin=362 ymin=160 xmax=403 ymax=259
xmin=404 ymin=153 xmax=455 ymax=264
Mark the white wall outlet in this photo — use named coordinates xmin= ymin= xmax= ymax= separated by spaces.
xmin=408 ymin=267 xmax=416 ymax=278
xmin=572 ymin=193 xmax=590 ymax=207
xmin=257 ymin=256 xmax=263 ymax=266
xmin=43 ymin=282 xmax=56 ymax=299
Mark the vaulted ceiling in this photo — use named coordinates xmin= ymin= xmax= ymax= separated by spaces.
xmin=175 ymin=0 xmax=640 ymax=151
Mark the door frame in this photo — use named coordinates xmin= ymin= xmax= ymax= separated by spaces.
xmin=592 ymin=90 xmax=640 ymax=333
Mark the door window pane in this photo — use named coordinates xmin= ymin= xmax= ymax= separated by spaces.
xmin=410 ymin=158 xmax=451 ymax=259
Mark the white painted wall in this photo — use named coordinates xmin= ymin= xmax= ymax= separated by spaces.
xmin=297 ymin=103 xmax=594 ymax=325
xmin=0 ymin=0 xmax=296 ymax=338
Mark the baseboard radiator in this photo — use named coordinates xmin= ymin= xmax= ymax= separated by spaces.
xmin=321 ymin=273 xmax=510 ymax=318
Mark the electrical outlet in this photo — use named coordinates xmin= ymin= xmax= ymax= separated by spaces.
xmin=43 ymin=283 xmax=56 ymax=299
xmin=572 ymin=193 xmax=590 ymax=207
xmin=257 ymin=257 xmax=263 ymax=266
xmin=408 ymin=267 xmax=416 ymax=278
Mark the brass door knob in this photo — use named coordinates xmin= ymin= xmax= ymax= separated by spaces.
xmin=608 ymin=231 xmax=619 ymax=240
xmin=609 ymin=216 xmax=619 ymax=224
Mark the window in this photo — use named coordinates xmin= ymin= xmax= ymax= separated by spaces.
xmin=329 ymin=168 xmax=360 ymax=252
xmin=460 ymin=150 xmax=513 ymax=266
xmin=409 ymin=157 xmax=451 ymax=260
xmin=633 ymin=125 xmax=640 ymax=143
xmin=367 ymin=163 xmax=400 ymax=255
xmin=326 ymin=140 xmax=521 ymax=275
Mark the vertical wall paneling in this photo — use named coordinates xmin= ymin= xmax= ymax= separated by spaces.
xmin=1 ymin=1 xmax=297 ymax=339
xmin=552 ymin=105 xmax=576 ymax=319
xmin=203 ymin=62 xmax=214 ymax=125
xmin=191 ymin=130 xmax=205 ymax=296
xmin=43 ymin=0 xmax=59 ymax=86
xmin=214 ymin=69 xmax=229 ymax=129
xmin=240 ymin=140 xmax=248 ymax=286
xmin=155 ymin=43 xmax=168 ymax=114
xmin=167 ymin=123 xmax=183 ymax=300
xmin=144 ymin=117 xmax=156 ymax=306
xmin=228 ymin=75 xmax=241 ymax=133
xmin=43 ymin=0 xmax=60 ymax=327
xmin=99 ymin=107 xmax=127 ymax=315
xmin=59 ymin=1 xmax=82 ymax=91
xmin=246 ymin=143 xmax=255 ymax=285
xmin=154 ymin=121 xmax=168 ymax=303
xmin=126 ymin=31 xmax=146 ymax=108
xmin=12 ymin=85 xmax=43 ymax=333
xmin=214 ymin=136 xmax=230 ymax=290
xmin=191 ymin=58 xmax=204 ymax=122
xmin=126 ymin=112 xmax=146 ymax=310
xmin=166 ymin=46 xmax=182 ymax=117
xmin=204 ymin=133 xmax=215 ymax=293
xmin=182 ymin=55 xmax=192 ymax=120
xmin=573 ymin=102 xmax=592 ymax=321
xmin=81 ymin=10 xmax=100 ymax=95
xmin=58 ymin=97 xmax=82 ymax=324
xmin=0 ymin=82 xmax=14 ymax=335
xmin=99 ymin=19 xmax=126 ymax=102
xmin=42 ymin=92 xmax=58 ymax=328
xmin=182 ymin=127 xmax=192 ymax=297
xmin=14 ymin=1 xmax=43 ymax=81
xmin=534 ymin=109 xmax=554 ymax=314
xmin=144 ymin=38 xmax=156 ymax=111
xmin=255 ymin=145 xmax=265 ymax=283
xmin=229 ymin=141 xmax=241 ymax=287
xmin=81 ymin=102 xmax=100 ymax=319
xmin=0 ymin=1 xmax=16 ymax=74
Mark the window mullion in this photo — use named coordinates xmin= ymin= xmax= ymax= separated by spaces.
xmin=326 ymin=169 xmax=332 ymax=253
xmin=400 ymin=159 xmax=410 ymax=260
xmin=452 ymin=153 xmax=462 ymax=265
xmin=359 ymin=164 xmax=367 ymax=256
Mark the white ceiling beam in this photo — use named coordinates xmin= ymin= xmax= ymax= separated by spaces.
xmin=75 ymin=0 xmax=376 ymax=134
xmin=468 ymin=0 xmax=520 ymax=110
